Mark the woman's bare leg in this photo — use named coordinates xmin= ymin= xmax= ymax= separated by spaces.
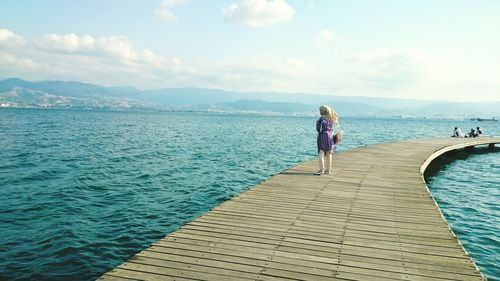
xmin=315 ymin=150 xmax=325 ymax=175
xmin=325 ymin=152 xmax=332 ymax=175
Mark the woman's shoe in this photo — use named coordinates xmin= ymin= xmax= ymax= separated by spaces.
xmin=324 ymin=170 xmax=331 ymax=175
xmin=314 ymin=170 xmax=324 ymax=175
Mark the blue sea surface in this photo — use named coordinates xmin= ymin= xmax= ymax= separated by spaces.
xmin=426 ymin=150 xmax=500 ymax=280
xmin=0 ymin=108 xmax=498 ymax=280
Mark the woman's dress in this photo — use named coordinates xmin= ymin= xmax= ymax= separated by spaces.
xmin=316 ymin=116 xmax=334 ymax=153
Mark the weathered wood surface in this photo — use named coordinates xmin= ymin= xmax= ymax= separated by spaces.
xmin=99 ymin=137 xmax=498 ymax=281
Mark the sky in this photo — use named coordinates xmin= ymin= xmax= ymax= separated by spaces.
xmin=1 ymin=0 xmax=499 ymax=102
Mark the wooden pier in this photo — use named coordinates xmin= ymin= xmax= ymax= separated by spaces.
xmin=99 ymin=137 xmax=498 ymax=281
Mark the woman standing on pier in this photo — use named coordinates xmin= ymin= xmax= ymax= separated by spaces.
xmin=315 ymin=105 xmax=340 ymax=175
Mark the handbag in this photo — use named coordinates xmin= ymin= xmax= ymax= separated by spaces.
xmin=333 ymin=125 xmax=342 ymax=144
xmin=333 ymin=132 xmax=342 ymax=144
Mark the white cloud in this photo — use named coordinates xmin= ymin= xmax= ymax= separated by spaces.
xmin=95 ymin=36 xmax=139 ymax=61
xmin=38 ymin=33 xmax=167 ymax=65
xmin=346 ymin=48 xmax=435 ymax=89
xmin=0 ymin=30 xmax=187 ymax=88
xmin=194 ymin=57 xmax=317 ymax=92
xmin=223 ymin=0 xmax=295 ymax=28
xmin=154 ymin=0 xmax=185 ymax=22
xmin=0 ymin=53 xmax=38 ymax=71
xmin=0 ymin=28 xmax=27 ymax=48
xmin=315 ymin=29 xmax=334 ymax=46
xmin=41 ymin=33 xmax=94 ymax=52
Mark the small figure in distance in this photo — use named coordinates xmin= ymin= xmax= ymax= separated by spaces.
xmin=475 ymin=127 xmax=482 ymax=137
xmin=452 ymin=127 xmax=464 ymax=138
xmin=468 ymin=128 xmax=476 ymax=138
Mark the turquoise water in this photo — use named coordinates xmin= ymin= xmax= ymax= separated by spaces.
xmin=425 ymin=149 xmax=500 ymax=280
xmin=0 ymin=108 xmax=498 ymax=280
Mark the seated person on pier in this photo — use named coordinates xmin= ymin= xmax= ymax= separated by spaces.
xmin=475 ymin=127 xmax=482 ymax=137
xmin=452 ymin=127 xmax=464 ymax=137
xmin=468 ymin=128 xmax=476 ymax=138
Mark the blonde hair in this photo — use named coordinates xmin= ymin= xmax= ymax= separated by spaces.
xmin=319 ymin=105 xmax=339 ymax=127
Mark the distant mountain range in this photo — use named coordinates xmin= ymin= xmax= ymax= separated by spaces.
xmin=1 ymin=77 xmax=499 ymax=119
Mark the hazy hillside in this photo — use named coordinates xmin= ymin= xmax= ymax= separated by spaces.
xmin=1 ymin=78 xmax=499 ymax=118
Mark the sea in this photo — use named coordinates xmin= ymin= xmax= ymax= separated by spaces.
xmin=0 ymin=108 xmax=498 ymax=281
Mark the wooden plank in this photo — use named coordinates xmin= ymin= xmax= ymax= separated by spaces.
xmin=258 ymin=267 xmax=337 ymax=281
xmin=119 ymin=258 xmax=258 ymax=280
xmin=96 ymin=275 xmax=141 ymax=281
xmin=101 ymin=269 xmax=197 ymax=281
xmin=335 ymin=253 xmax=479 ymax=275
xmin=337 ymin=259 xmax=483 ymax=281
xmin=134 ymin=252 xmax=263 ymax=275
xmin=156 ymin=237 xmax=277 ymax=256
xmin=148 ymin=245 xmax=272 ymax=265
